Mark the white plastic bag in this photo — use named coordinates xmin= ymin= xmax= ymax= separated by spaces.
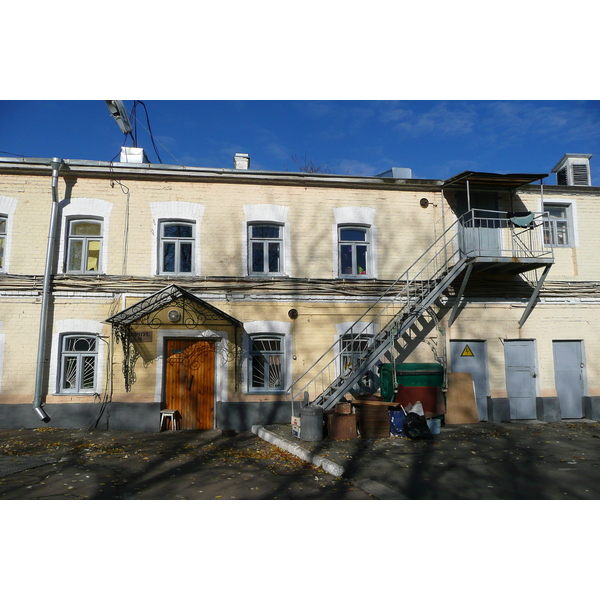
xmin=409 ymin=401 xmax=424 ymax=416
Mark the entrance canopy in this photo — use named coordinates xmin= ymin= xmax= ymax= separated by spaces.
xmin=106 ymin=285 xmax=243 ymax=392
xmin=106 ymin=284 xmax=243 ymax=328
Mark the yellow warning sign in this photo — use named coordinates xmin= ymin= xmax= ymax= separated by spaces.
xmin=461 ymin=345 xmax=474 ymax=357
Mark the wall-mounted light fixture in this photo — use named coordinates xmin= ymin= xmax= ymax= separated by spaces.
xmin=420 ymin=198 xmax=438 ymax=208
xmin=168 ymin=309 xmax=181 ymax=323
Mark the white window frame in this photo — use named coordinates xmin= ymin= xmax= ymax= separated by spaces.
xmin=248 ymin=334 xmax=285 ymax=392
xmin=58 ymin=198 xmax=113 ymax=275
xmin=243 ymin=205 xmax=291 ymax=277
xmin=243 ymin=320 xmax=291 ymax=394
xmin=158 ymin=220 xmax=196 ymax=275
xmin=335 ymin=321 xmax=379 ymax=393
xmin=0 ymin=214 xmax=7 ymax=272
xmin=65 ymin=218 xmax=103 ymax=273
xmin=49 ymin=319 xmax=105 ymax=395
xmin=248 ymin=222 xmax=284 ymax=276
xmin=339 ymin=332 xmax=375 ymax=388
xmin=0 ymin=196 xmax=18 ymax=273
xmin=338 ymin=225 xmax=371 ymax=278
xmin=332 ymin=206 xmax=377 ymax=279
xmin=150 ymin=202 xmax=205 ymax=276
xmin=58 ymin=333 xmax=99 ymax=394
xmin=543 ymin=202 xmax=575 ymax=247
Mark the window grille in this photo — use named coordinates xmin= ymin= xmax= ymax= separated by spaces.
xmin=60 ymin=335 xmax=98 ymax=393
xmin=249 ymin=335 xmax=284 ymax=391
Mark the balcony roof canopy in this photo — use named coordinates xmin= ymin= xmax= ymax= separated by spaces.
xmin=443 ymin=171 xmax=548 ymax=190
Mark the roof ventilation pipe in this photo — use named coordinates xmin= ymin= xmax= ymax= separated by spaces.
xmin=33 ymin=157 xmax=63 ymax=422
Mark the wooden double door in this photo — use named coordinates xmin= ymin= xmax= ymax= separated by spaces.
xmin=165 ymin=339 xmax=215 ymax=429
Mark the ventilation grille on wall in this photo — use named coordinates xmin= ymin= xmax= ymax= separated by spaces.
xmin=572 ymin=164 xmax=590 ymax=186
xmin=552 ymin=154 xmax=592 ymax=186
xmin=556 ymin=167 xmax=568 ymax=186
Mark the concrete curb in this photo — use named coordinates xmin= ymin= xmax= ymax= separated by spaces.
xmin=252 ymin=425 xmax=345 ymax=478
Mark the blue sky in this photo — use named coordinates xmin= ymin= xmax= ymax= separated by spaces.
xmin=3 ymin=4 xmax=599 ymax=185
xmin=1 ymin=100 xmax=599 ymax=184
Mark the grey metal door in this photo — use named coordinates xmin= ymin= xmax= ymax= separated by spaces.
xmin=456 ymin=192 xmax=502 ymax=258
xmin=450 ymin=340 xmax=488 ymax=421
xmin=504 ymin=340 xmax=537 ymax=420
xmin=553 ymin=341 xmax=585 ymax=419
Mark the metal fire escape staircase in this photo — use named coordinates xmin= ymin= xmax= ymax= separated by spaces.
xmin=288 ymin=210 xmax=554 ymax=412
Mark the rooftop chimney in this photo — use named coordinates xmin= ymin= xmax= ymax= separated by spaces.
xmin=552 ymin=154 xmax=592 ymax=186
xmin=120 ymin=147 xmax=149 ymax=164
xmin=375 ymin=167 xmax=412 ymax=179
xmin=233 ymin=153 xmax=250 ymax=170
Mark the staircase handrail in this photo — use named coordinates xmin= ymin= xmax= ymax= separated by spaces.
xmin=286 ymin=215 xmax=464 ymax=403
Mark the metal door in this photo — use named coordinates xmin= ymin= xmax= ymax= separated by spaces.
xmin=504 ymin=340 xmax=537 ymax=419
xmin=165 ymin=339 xmax=215 ymax=429
xmin=553 ymin=341 xmax=585 ymax=419
xmin=450 ymin=340 xmax=488 ymax=420
xmin=456 ymin=191 xmax=502 ymax=257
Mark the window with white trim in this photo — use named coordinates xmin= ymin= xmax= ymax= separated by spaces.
xmin=249 ymin=334 xmax=285 ymax=392
xmin=543 ymin=203 xmax=572 ymax=247
xmin=339 ymin=226 xmax=370 ymax=277
xmin=59 ymin=334 xmax=98 ymax=393
xmin=0 ymin=215 xmax=6 ymax=271
xmin=159 ymin=220 xmax=195 ymax=274
xmin=340 ymin=333 xmax=374 ymax=388
xmin=248 ymin=223 xmax=283 ymax=275
xmin=66 ymin=218 xmax=103 ymax=273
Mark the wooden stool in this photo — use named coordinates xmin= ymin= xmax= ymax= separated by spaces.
xmin=160 ymin=409 xmax=178 ymax=431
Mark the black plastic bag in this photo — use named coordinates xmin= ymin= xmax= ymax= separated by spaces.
xmin=403 ymin=411 xmax=434 ymax=441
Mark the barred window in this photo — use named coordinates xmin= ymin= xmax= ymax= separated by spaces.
xmin=249 ymin=335 xmax=284 ymax=392
xmin=340 ymin=333 xmax=373 ymax=388
xmin=60 ymin=335 xmax=98 ymax=393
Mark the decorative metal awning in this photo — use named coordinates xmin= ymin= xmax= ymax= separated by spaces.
xmin=106 ymin=284 xmax=243 ymax=328
xmin=106 ymin=285 xmax=243 ymax=392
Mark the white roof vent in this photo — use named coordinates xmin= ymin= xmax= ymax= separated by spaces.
xmin=120 ymin=147 xmax=149 ymax=164
xmin=233 ymin=153 xmax=250 ymax=170
xmin=552 ymin=154 xmax=592 ymax=186
xmin=375 ymin=167 xmax=412 ymax=179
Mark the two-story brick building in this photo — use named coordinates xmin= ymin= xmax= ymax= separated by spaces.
xmin=0 ymin=150 xmax=598 ymax=431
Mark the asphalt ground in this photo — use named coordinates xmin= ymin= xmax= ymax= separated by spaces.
xmin=0 ymin=427 xmax=372 ymax=500
xmin=0 ymin=419 xmax=598 ymax=500
xmin=262 ymin=419 xmax=600 ymax=500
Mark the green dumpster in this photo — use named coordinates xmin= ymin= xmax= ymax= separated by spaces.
xmin=379 ymin=363 xmax=444 ymax=402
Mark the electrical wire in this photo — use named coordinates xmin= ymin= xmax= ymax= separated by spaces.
xmin=88 ymin=335 xmax=113 ymax=430
xmin=131 ymin=100 xmax=163 ymax=164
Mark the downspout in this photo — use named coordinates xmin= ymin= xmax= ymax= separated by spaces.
xmin=33 ymin=157 xmax=63 ymax=421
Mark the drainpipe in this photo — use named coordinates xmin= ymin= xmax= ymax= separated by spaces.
xmin=33 ymin=157 xmax=63 ymax=421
